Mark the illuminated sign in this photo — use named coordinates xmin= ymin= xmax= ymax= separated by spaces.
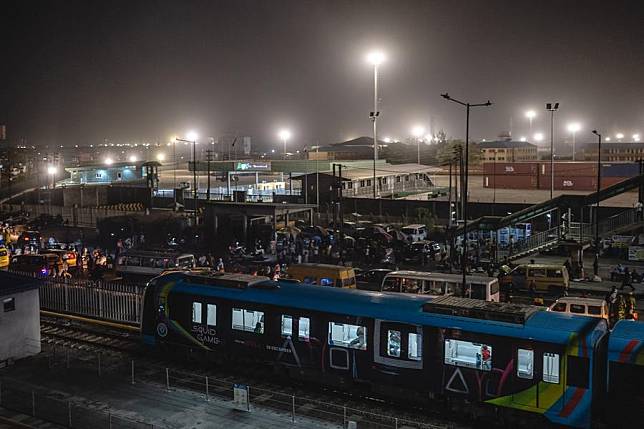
xmin=235 ymin=161 xmax=271 ymax=171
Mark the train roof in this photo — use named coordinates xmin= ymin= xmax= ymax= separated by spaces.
xmin=385 ymin=270 xmax=496 ymax=283
xmin=162 ymin=273 xmax=602 ymax=345
xmin=610 ymin=320 xmax=644 ymax=339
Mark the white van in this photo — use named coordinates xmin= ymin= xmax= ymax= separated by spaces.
xmin=548 ymin=297 xmax=609 ymax=321
xmin=401 ymin=224 xmax=427 ymax=242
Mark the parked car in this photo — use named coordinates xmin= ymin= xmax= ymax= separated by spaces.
xmin=300 ymin=226 xmax=328 ymax=240
xmin=548 ymin=297 xmax=609 ymax=321
xmin=401 ymin=224 xmax=427 ymax=242
xmin=403 ymin=240 xmax=441 ymax=263
xmin=360 ymin=226 xmax=393 ymax=244
xmin=356 ymin=268 xmax=393 ymax=291
xmin=10 ymin=253 xmax=62 ymax=276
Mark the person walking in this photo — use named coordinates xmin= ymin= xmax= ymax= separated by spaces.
xmin=625 ymin=291 xmax=638 ymax=320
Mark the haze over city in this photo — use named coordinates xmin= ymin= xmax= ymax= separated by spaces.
xmin=3 ymin=0 xmax=644 ymax=149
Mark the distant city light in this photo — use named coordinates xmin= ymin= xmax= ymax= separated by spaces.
xmin=129 ymin=155 xmax=137 ymax=162
xmin=533 ymin=132 xmax=544 ymax=142
xmin=383 ymin=137 xmax=392 ymax=143
xmin=271 ymin=149 xmax=275 ymax=153
xmin=519 ymin=136 xmax=527 ymax=142
xmin=186 ymin=131 xmax=199 ymax=141
xmin=105 ymin=158 xmax=114 ymax=166
xmin=47 ymin=166 xmax=57 ymax=175
xmin=616 ymin=133 xmax=624 ymax=140
xmin=156 ymin=153 xmax=166 ymax=161
xmin=605 ymin=137 xmax=611 ymax=142
xmin=411 ymin=125 xmax=425 ymax=138
xmin=525 ymin=110 xmax=536 ymax=120
xmin=366 ymin=50 xmax=386 ymax=66
xmin=633 ymin=133 xmax=640 ymax=142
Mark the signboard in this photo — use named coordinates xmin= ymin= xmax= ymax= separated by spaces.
xmin=233 ymin=383 xmax=250 ymax=411
xmin=242 ymin=136 xmax=251 ymax=155
xmin=628 ymin=246 xmax=644 ymax=262
xmin=235 ymin=161 xmax=271 ymax=171
xmin=612 ymin=235 xmax=634 ymax=249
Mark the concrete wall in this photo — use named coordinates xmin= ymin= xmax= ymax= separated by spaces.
xmin=0 ymin=288 xmax=40 ymax=362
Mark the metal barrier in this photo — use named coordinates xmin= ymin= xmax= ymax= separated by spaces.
xmin=35 ymin=343 xmax=448 ymax=429
xmin=10 ymin=271 xmax=145 ymax=325
xmin=0 ymin=377 xmax=154 ymax=429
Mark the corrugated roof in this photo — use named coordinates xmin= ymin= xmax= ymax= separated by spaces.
xmin=0 ymin=272 xmax=41 ymax=296
xmin=479 ymin=140 xmax=537 ymax=149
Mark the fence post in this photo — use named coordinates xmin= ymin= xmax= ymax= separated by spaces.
xmin=291 ymin=395 xmax=295 ymax=423
xmin=165 ymin=368 xmax=170 ymax=391
xmin=68 ymin=401 xmax=72 ymax=427
xmin=108 ymin=411 xmax=112 ymax=429
xmin=32 ymin=391 xmax=36 ymax=416
xmin=395 ymin=417 xmax=398 ymax=429
xmin=98 ymin=353 xmax=101 ymax=377
xmin=343 ymin=406 xmax=346 ymax=428
xmin=131 ymin=360 xmax=135 ymax=385
xmin=205 ymin=376 xmax=209 ymax=402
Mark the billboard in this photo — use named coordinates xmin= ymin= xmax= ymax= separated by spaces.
xmin=242 ymin=136 xmax=251 ymax=155
xmin=235 ymin=161 xmax=271 ymax=171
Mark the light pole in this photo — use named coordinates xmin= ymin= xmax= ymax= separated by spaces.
xmin=567 ymin=122 xmax=581 ymax=161
xmin=176 ymin=130 xmax=199 ymax=225
xmin=442 ymin=93 xmax=492 ymax=296
xmin=546 ymin=103 xmax=559 ymax=199
xmin=411 ymin=125 xmax=425 ymax=165
xmin=592 ymin=130 xmax=602 ymax=276
xmin=367 ymin=50 xmax=385 ymax=199
xmin=278 ymin=129 xmax=291 ymax=160
xmin=525 ymin=110 xmax=536 ymax=133
xmin=170 ymin=136 xmax=177 ymax=208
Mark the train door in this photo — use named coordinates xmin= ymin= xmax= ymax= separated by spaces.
xmin=327 ymin=320 xmax=369 ymax=379
xmin=511 ymin=346 xmax=563 ymax=411
xmin=538 ymin=349 xmax=563 ymax=411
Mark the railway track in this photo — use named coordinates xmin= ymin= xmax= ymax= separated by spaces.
xmin=38 ymin=316 xmax=463 ymax=429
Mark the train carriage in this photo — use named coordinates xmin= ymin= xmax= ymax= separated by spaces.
xmin=141 ymin=272 xmax=610 ymax=428
xmin=606 ymin=320 xmax=644 ymax=420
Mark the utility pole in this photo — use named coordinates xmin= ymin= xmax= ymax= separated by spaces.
xmin=206 ymin=149 xmax=214 ymax=201
xmin=546 ymin=103 xmax=560 ymax=199
xmin=591 ymin=130 xmax=602 ymax=277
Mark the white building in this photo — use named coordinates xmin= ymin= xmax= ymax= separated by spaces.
xmin=0 ymin=272 xmax=41 ymax=366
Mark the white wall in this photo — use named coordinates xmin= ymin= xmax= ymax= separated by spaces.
xmin=0 ymin=288 xmax=41 ymax=362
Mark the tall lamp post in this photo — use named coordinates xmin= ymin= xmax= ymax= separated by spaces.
xmin=278 ymin=129 xmax=291 ymax=160
xmin=441 ymin=93 xmax=492 ymax=296
xmin=525 ymin=110 xmax=536 ymax=133
xmin=176 ymin=131 xmax=199 ymax=225
xmin=567 ymin=122 xmax=581 ymax=161
xmin=367 ymin=50 xmax=385 ymax=199
xmin=592 ymin=130 xmax=602 ymax=276
xmin=546 ymin=103 xmax=559 ymax=199
xmin=411 ymin=125 xmax=425 ymax=165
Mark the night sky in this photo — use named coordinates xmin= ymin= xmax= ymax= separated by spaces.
xmin=2 ymin=0 xmax=644 ymax=149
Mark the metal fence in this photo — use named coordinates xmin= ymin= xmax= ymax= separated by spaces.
xmin=10 ymin=270 xmax=145 ymax=325
xmin=34 ymin=344 xmax=448 ymax=429
xmin=0 ymin=377 xmax=153 ymax=429
xmin=0 ymin=203 xmax=142 ymax=228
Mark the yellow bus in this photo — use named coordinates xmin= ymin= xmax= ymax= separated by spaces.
xmin=287 ymin=263 xmax=357 ymax=288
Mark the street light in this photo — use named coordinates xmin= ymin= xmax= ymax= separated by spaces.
xmin=129 ymin=155 xmax=137 ymax=163
xmin=592 ymin=130 xmax=602 ymax=276
xmin=156 ymin=153 xmax=166 ymax=162
xmin=567 ymin=122 xmax=581 ymax=161
xmin=533 ymin=132 xmax=544 ymax=142
xmin=441 ymin=92 xmax=492 ymax=297
xmin=616 ymin=133 xmax=624 ymax=141
xmin=383 ymin=137 xmax=391 ymax=143
xmin=525 ymin=110 xmax=536 ymax=132
xmin=47 ymin=165 xmax=57 ymax=176
xmin=367 ymin=49 xmax=385 ymax=199
xmin=278 ymin=129 xmax=291 ymax=159
xmin=105 ymin=158 xmax=114 ymax=166
xmin=633 ymin=133 xmax=640 ymax=142
xmin=546 ymin=102 xmax=560 ymax=199
xmin=411 ymin=125 xmax=425 ymax=165
xmin=519 ymin=136 xmax=527 ymax=142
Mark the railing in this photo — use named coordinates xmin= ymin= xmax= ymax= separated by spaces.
xmin=29 ymin=344 xmax=448 ymax=429
xmin=497 ymin=226 xmax=561 ymax=260
xmin=10 ymin=271 xmax=145 ymax=325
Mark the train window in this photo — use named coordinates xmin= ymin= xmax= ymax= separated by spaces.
xmin=408 ymin=333 xmax=422 ymax=361
xmin=517 ymin=349 xmax=533 ymax=379
xmin=298 ymin=317 xmax=310 ymax=341
xmin=206 ymin=304 xmax=217 ymax=326
xmin=569 ymin=304 xmax=586 ymax=314
xmin=232 ymin=308 xmax=265 ymax=334
xmin=551 ymin=302 xmax=567 ymax=312
xmin=444 ymin=339 xmax=492 ymax=371
xmin=567 ymin=356 xmax=589 ymax=388
xmin=543 ymin=353 xmax=560 ymax=383
xmin=281 ymin=315 xmax=293 ymax=337
xmin=192 ymin=302 xmax=202 ymax=323
xmin=387 ymin=330 xmax=401 ymax=357
xmin=328 ymin=322 xmax=367 ymax=350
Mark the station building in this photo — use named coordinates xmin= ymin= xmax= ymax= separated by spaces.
xmin=0 ymin=272 xmax=41 ymax=366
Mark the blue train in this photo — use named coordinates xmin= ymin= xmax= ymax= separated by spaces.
xmin=141 ymin=272 xmax=644 ymax=428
